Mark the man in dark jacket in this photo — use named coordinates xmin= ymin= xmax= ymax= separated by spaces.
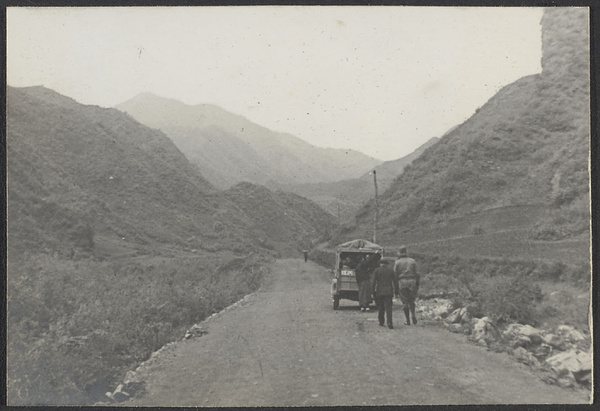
xmin=394 ymin=246 xmax=420 ymax=325
xmin=371 ymin=258 xmax=399 ymax=329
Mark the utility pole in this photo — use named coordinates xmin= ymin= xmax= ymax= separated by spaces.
xmin=373 ymin=170 xmax=379 ymax=243
xmin=337 ymin=203 xmax=341 ymax=225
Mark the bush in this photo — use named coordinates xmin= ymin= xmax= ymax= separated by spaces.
xmin=472 ymin=275 xmax=543 ymax=325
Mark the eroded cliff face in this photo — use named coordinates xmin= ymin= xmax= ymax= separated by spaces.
xmin=541 ymin=7 xmax=589 ymax=82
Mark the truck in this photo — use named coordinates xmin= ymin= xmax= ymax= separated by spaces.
xmin=330 ymin=239 xmax=384 ymax=310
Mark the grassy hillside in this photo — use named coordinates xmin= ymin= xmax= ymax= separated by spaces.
xmin=7 ymin=86 xmax=222 ymax=254
xmin=116 ymin=93 xmax=382 ymax=188
xmin=6 ymin=86 xmax=337 ymax=404
xmin=344 ymin=8 xmax=589 ymax=265
xmin=268 ymin=137 xmax=441 ymax=222
xmin=223 ymin=182 xmax=337 ymax=256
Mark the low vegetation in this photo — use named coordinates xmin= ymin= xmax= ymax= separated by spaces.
xmin=8 ymin=251 xmax=270 ymax=404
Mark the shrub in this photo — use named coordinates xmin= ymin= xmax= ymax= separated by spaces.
xmin=472 ymin=275 xmax=543 ymax=325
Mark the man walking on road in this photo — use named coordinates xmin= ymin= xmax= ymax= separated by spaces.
xmin=372 ymin=257 xmax=399 ymax=329
xmin=394 ymin=246 xmax=420 ymax=326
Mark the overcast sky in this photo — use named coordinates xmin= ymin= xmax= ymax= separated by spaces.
xmin=7 ymin=6 xmax=543 ymax=160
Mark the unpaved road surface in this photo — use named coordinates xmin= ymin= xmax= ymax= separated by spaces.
xmin=127 ymin=259 xmax=588 ymax=406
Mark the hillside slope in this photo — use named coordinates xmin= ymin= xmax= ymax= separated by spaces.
xmin=7 ymin=85 xmax=337 ymax=405
xmin=268 ymin=136 xmax=441 ymax=222
xmin=346 ymin=8 xmax=589 ymax=255
xmin=115 ymin=93 xmax=381 ymax=188
xmin=223 ymin=182 xmax=337 ymax=255
xmin=7 ymin=86 xmax=224 ymax=255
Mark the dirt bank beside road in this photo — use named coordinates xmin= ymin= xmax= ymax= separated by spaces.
xmin=125 ymin=259 xmax=588 ymax=406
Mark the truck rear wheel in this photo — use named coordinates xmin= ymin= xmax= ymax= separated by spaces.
xmin=333 ymin=296 xmax=340 ymax=310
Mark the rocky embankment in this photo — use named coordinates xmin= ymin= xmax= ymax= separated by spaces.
xmin=417 ymin=298 xmax=592 ymax=389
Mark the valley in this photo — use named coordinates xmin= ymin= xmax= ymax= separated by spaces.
xmin=6 ymin=6 xmax=592 ymax=407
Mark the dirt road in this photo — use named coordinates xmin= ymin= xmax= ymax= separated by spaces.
xmin=126 ymin=259 xmax=588 ymax=406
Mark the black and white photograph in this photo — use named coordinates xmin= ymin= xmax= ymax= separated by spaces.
xmin=6 ymin=5 xmax=593 ymax=406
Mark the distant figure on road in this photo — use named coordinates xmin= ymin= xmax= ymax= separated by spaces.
xmin=355 ymin=254 xmax=378 ymax=311
xmin=372 ymin=257 xmax=399 ymax=329
xmin=303 ymin=250 xmax=308 ymax=262
xmin=394 ymin=246 xmax=420 ymax=326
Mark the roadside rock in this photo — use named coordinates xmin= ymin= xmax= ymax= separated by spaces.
xmin=445 ymin=307 xmax=467 ymax=324
xmin=503 ymin=324 xmax=543 ymax=345
xmin=545 ymin=350 xmax=591 ymax=383
xmin=472 ymin=317 xmax=497 ymax=343
xmin=510 ymin=335 xmax=531 ymax=349
xmin=111 ymin=384 xmax=131 ymax=403
xmin=184 ymin=324 xmax=208 ymax=340
xmin=113 ymin=390 xmax=131 ymax=403
xmin=416 ymin=298 xmax=453 ymax=321
xmin=556 ymin=325 xmax=586 ymax=344
xmin=432 ymin=300 xmax=454 ymax=318
xmin=513 ymin=347 xmax=540 ymax=367
xmin=543 ymin=333 xmax=568 ymax=351
xmin=530 ymin=343 xmax=553 ymax=361
xmin=557 ymin=373 xmax=577 ymax=388
xmin=447 ymin=323 xmax=463 ymax=333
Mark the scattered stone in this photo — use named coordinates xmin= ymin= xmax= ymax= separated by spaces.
xmin=123 ymin=381 xmax=146 ymax=397
xmin=105 ymin=392 xmax=115 ymax=402
xmin=573 ymin=369 xmax=592 ymax=385
xmin=432 ymin=299 xmax=454 ymax=318
xmin=477 ymin=338 xmax=488 ymax=347
xmin=459 ymin=309 xmax=472 ymax=324
xmin=556 ymin=325 xmax=575 ymax=335
xmin=555 ymin=325 xmax=585 ymax=344
xmin=504 ymin=323 xmax=543 ymax=343
xmin=513 ymin=347 xmax=540 ymax=366
xmin=113 ymin=390 xmax=131 ymax=403
xmin=545 ymin=350 xmax=591 ymax=379
xmin=530 ymin=343 xmax=553 ymax=361
xmin=510 ymin=335 xmax=531 ymax=349
xmin=448 ymin=323 xmax=463 ymax=333
xmin=566 ymin=330 xmax=585 ymax=344
xmin=446 ymin=308 xmax=462 ymax=324
xmin=472 ymin=317 xmax=497 ymax=343
xmin=557 ymin=372 xmax=577 ymax=388
xmin=184 ymin=324 xmax=208 ymax=339
xmin=543 ymin=334 xmax=568 ymax=351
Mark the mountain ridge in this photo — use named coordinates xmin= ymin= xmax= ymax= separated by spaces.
xmin=116 ymin=93 xmax=382 ymax=188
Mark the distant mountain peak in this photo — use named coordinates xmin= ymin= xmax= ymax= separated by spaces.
xmin=115 ymin=94 xmax=382 ymax=188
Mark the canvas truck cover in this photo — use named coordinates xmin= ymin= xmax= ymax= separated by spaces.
xmin=335 ymin=239 xmax=383 ymax=253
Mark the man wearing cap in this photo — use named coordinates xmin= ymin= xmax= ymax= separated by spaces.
xmin=394 ymin=246 xmax=420 ymax=326
xmin=371 ymin=257 xmax=399 ymax=329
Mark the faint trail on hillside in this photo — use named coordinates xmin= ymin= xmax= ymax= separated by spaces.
xmin=126 ymin=259 xmax=587 ymax=406
xmin=399 ymin=228 xmax=530 ymax=248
